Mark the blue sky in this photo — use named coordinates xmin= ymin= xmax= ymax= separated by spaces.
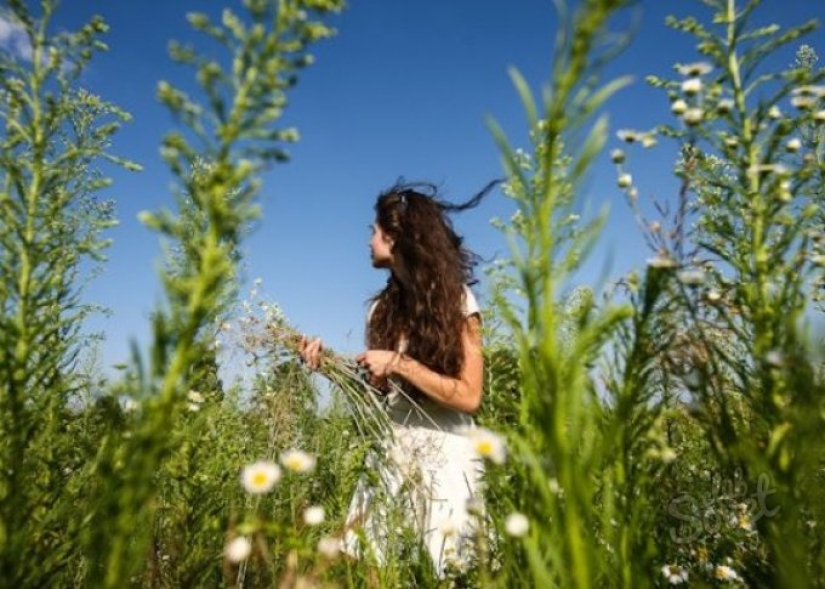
xmin=2 ymin=1 xmax=821 ymax=379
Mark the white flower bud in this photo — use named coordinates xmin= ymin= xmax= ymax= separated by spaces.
xmin=617 ymin=173 xmax=633 ymax=189
xmin=683 ymin=108 xmax=704 ymax=126
xmin=671 ymin=99 xmax=688 ymax=115
xmin=681 ymin=78 xmax=702 ymax=95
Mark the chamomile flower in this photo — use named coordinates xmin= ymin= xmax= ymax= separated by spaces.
xmin=681 ymin=77 xmax=702 ymax=95
xmin=786 ymin=138 xmax=802 ymax=152
xmin=792 ymin=84 xmax=825 ymax=98
xmin=677 ymin=269 xmax=706 ymax=286
xmin=241 ymin=460 xmax=281 ymax=494
xmin=504 ymin=512 xmax=529 ymax=537
xmin=467 ymin=427 xmax=507 ymax=465
xmin=122 ymin=398 xmax=139 ymax=413
xmin=617 ymin=129 xmax=643 ymax=143
xmin=225 ymin=536 xmax=252 ymax=563
xmin=671 ymin=99 xmax=688 ymax=115
xmin=713 ymin=565 xmax=741 ymax=582
xmin=303 ymin=506 xmax=325 ymax=526
xmin=647 ymin=254 xmax=677 ymax=269
xmin=676 ymin=61 xmax=713 ymax=77
xmin=791 ymin=95 xmax=816 ymax=110
xmin=765 ymin=350 xmax=784 ymax=367
xmin=661 ymin=564 xmax=689 ymax=585
xmin=317 ymin=536 xmax=343 ymax=559
xmin=187 ymin=390 xmax=205 ymax=404
xmin=683 ymin=108 xmax=704 ymax=126
xmin=641 ymin=134 xmax=658 ymax=148
xmin=280 ymin=449 xmax=316 ymax=473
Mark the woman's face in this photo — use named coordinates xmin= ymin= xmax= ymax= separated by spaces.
xmin=369 ymin=222 xmax=394 ymax=268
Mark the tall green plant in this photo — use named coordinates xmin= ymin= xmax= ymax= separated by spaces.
xmin=0 ymin=2 xmax=138 ymax=584
xmin=81 ymin=1 xmax=344 ymax=586
xmin=639 ymin=0 xmax=825 ymax=583
xmin=483 ymin=0 xmax=677 ymax=585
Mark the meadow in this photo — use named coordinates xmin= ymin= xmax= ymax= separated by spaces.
xmin=0 ymin=0 xmax=823 ymax=587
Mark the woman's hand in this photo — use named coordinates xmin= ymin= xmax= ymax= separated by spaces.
xmin=355 ymin=350 xmax=401 ymax=381
xmin=299 ymin=336 xmax=324 ymax=370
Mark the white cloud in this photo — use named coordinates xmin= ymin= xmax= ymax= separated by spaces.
xmin=0 ymin=13 xmax=33 ymax=61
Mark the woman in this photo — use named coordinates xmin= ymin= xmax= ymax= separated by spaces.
xmin=300 ymin=179 xmax=498 ymax=578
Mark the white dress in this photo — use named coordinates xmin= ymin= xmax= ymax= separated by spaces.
xmin=341 ymin=287 xmax=485 ymax=578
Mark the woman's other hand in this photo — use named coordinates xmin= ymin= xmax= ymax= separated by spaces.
xmin=355 ymin=350 xmax=401 ymax=379
xmin=299 ymin=336 xmax=324 ymax=370
xmin=355 ymin=350 xmax=399 ymax=393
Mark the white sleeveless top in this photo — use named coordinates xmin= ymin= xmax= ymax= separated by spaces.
xmin=367 ymin=286 xmax=481 ymax=432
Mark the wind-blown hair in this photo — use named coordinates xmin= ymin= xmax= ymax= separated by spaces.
xmin=367 ymin=179 xmax=499 ymax=380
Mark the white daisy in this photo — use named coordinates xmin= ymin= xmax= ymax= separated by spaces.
xmin=706 ymin=290 xmax=722 ymax=303
xmin=683 ymin=108 xmax=704 ymax=126
xmin=671 ymin=99 xmax=688 ymax=115
xmin=765 ymin=350 xmax=784 ymax=367
xmin=676 ymin=62 xmax=713 ymax=77
xmin=617 ymin=129 xmax=643 ymax=143
xmin=713 ymin=564 xmax=741 ymax=581
xmin=303 ymin=506 xmax=325 ymax=526
xmin=317 ymin=536 xmax=342 ymax=559
xmin=661 ymin=564 xmax=689 ymax=584
xmin=280 ymin=449 xmax=316 ymax=473
xmin=187 ymin=390 xmax=205 ymax=404
xmin=225 ymin=536 xmax=252 ymax=563
xmin=647 ymin=255 xmax=677 ymax=269
xmin=467 ymin=427 xmax=507 ymax=465
xmin=241 ymin=460 xmax=281 ymax=494
xmin=677 ymin=269 xmax=705 ymax=286
xmin=504 ymin=512 xmax=529 ymax=537
xmin=681 ymin=78 xmax=702 ymax=95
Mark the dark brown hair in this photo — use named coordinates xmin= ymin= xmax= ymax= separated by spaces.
xmin=367 ymin=180 xmax=499 ymax=379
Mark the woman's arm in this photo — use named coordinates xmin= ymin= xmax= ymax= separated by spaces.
xmin=355 ymin=315 xmax=484 ymax=414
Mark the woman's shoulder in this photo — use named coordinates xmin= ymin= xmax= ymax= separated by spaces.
xmin=367 ymin=298 xmax=379 ymax=324
xmin=462 ymin=285 xmax=481 ymax=318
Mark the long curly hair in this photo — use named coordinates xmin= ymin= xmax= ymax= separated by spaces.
xmin=367 ymin=180 xmax=499 ymax=379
